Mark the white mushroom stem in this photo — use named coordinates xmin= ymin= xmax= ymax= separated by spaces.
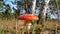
xmin=25 ymin=20 xmax=32 ymax=29
xmin=27 ymin=23 xmax=32 ymax=29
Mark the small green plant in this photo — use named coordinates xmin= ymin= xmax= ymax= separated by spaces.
xmin=0 ymin=26 xmax=4 ymax=34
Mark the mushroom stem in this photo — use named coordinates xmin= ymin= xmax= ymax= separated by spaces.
xmin=25 ymin=20 xmax=32 ymax=29
xmin=25 ymin=20 xmax=31 ymax=25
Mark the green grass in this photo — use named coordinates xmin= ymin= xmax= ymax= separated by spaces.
xmin=0 ymin=26 xmax=5 ymax=34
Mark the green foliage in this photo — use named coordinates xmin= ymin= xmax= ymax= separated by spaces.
xmin=17 ymin=1 xmax=25 ymax=6
xmin=0 ymin=26 xmax=4 ymax=34
xmin=57 ymin=0 xmax=60 ymax=9
xmin=0 ymin=1 xmax=3 ymax=8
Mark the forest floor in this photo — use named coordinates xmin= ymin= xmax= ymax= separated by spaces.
xmin=0 ymin=19 xmax=60 ymax=34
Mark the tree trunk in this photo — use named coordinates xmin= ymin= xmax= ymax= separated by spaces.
xmin=31 ymin=0 xmax=36 ymax=14
xmin=25 ymin=0 xmax=36 ymax=14
xmin=37 ymin=0 xmax=50 ymax=25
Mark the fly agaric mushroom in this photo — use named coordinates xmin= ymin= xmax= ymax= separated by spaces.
xmin=18 ymin=14 xmax=39 ymax=29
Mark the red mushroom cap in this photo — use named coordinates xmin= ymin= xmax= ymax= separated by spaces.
xmin=18 ymin=14 xmax=39 ymax=20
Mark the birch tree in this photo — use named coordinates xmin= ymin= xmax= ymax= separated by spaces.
xmin=31 ymin=0 xmax=36 ymax=14
xmin=37 ymin=0 xmax=50 ymax=25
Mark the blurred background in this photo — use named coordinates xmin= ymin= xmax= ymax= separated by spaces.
xmin=0 ymin=0 xmax=59 ymax=20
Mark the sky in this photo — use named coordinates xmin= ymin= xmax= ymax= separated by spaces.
xmin=3 ymin=0 xmax=17 ymax=13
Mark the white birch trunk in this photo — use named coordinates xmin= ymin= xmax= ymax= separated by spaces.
xmin=41 ymin=0 xmax=50 ymax=24
xmin=31 ymin=0 xmax=36 ymax=14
